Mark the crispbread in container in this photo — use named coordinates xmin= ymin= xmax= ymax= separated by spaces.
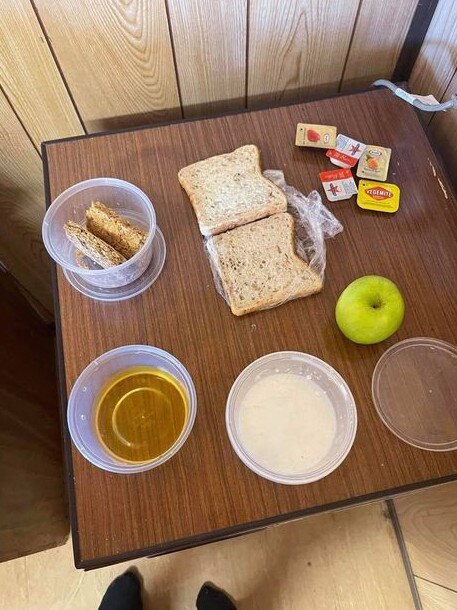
xmin=42 ymin=178 xmax=156 ymax=289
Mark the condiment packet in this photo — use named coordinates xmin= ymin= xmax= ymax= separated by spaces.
xmin=357 ymin=180 xmax=400 ymax=213
xmin=326 ymin=134 xmax=366 ymax=168
xmin=319 ymin=168 xmax=358 ymax=202
xmin=356 ymin=145 xmax=391 ymax=181
xmin=295 ymin=123 xmax=337 ymax=149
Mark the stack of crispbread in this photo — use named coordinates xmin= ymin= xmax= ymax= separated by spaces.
xmin=178 ymin=145 xmax=322 ymax=315
xmin=64 ymin=202 xmax=147 ymax=269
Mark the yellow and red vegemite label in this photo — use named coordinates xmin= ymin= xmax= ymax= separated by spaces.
xmin=357 ymin=180 xmax=400 ymax=213
xmin=295 ymin=123 xmax=337 ymax=149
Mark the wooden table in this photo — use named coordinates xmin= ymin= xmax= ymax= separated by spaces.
xmin=43 ymin=89 xmax=457 ymax=569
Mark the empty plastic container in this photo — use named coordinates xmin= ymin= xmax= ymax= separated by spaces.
xmin=226 ymin=351 xmax=357 ymax=484
xmin=42 ymin=178 xmax=156 ymax=289
xmin=67 ymin=345 xmax=197 ymax=474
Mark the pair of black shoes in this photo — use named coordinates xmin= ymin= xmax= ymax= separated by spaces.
xmin=98 ymin=570 xmax=237 ymax=610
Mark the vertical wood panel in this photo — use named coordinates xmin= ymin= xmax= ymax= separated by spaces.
xmin=0 ymin=92 xmax=51 ymax=311
xmin=1 ymin=0 xmax=84 ymax=148
xmin=428 ymin=70 xmax=457 ymax=189
xmin=33 ymin=0 xmax=181 ymax=133
xmin=167 ymin=0 xmax=247 ymax=117
xmin=248 ymin=0 xmax=359 ymax=107
xmin=341 ymin=0 xmax=419 ymax=91
xmin=409 ymin=0 xmax=457 ymax=100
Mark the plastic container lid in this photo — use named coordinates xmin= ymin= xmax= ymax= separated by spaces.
xmin=63 ymin=227 xmax=166 ymax=301
xmin=67 ymin=345 xmax=197 ymax=474
xmin=226 ymin=352 xmax=357 ymax=485
xmin=372 ymin=338 xmax=457 ymax=451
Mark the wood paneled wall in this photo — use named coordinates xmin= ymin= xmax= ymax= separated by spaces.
xmin=409 ymin=0 xmax=457 ymax=186
xmin=1 ymin=0 xmax=455 ymax=313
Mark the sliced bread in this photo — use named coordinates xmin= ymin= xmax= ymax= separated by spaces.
xmin=178 ymin=144 xmax=287 ymax=236
xmin=208 ymin=212 xmax=322 ymax=316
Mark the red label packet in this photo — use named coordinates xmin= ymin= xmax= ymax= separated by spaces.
xmin=319 ymin=168 xmax=358 ymax=202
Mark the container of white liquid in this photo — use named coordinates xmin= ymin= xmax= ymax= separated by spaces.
xmin=226 ymin=352 xmax=357 ymax=485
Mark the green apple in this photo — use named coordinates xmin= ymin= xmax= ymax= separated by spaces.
xmin=335 ymin=275 xmax=405 ymax=344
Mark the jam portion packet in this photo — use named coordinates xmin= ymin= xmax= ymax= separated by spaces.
xmin=295 ymin=123 xmax=337 ymax=149
xmin=319 ymin=168 xmax=357 ymax=202
xmin=326 ymin=134 xmax=366 ymax=168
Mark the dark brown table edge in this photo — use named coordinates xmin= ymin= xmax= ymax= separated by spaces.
xmin=42 ymin=89 xmax=457 ymax=571
xmin=41 ymin=85 xmax=400 ymax=149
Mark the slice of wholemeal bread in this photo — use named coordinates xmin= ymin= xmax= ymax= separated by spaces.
xmin=178 ymin=145 xmax=287 ymax=236
xmin=64 ymin=221 xmax=126 ymax=268
xmin=208 ymin=212 xmax=322 ymax=316
xmin=86 ymin=201 xmax=147 ymax=259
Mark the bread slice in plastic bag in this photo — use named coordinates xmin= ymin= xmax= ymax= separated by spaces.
xmin=205 ymin=170 xmax=343 ymax=316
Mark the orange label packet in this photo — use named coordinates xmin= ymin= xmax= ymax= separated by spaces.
xmin=356 ymin=145 xmax=391 ymax=181
xmin=295 ymin=123 xmax=337 ymax=149
xmin=357 ymin=180 xmax=400 ymax=213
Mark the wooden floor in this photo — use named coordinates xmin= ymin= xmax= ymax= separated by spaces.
xmin=0 ymin=481 xmax=456 ymax=609
xmin=396 ymin=482 xmax=457 ymax=610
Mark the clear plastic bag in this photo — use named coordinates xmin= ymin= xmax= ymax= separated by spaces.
xmin=264 ymin=170 xmax=343 ymax=279
xmin=206 ymin=170 xmax=343 ymax=315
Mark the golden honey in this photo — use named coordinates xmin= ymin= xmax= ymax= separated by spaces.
xmin=95 ymin=366 xmax=188 ymax=463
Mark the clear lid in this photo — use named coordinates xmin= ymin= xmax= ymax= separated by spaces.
xmin=372 ymin=338 xmax=457 ymax=451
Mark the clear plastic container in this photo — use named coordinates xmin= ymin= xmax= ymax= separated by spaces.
xmin=42 ymin=178 xmax=156 ymax=289
xmin=63 ymin=227 xmax=166 ymax=302
xmin=372 ymin=337 xmax=457 ymax=451
xmin=226 ymin=352 xmax=357 ymax=485
xmin=67 ymin=345 xmax=197 ymax=474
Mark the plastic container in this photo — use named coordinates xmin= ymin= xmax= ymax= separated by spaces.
xmin=42 ymin=178 xmax=156 ymax=289
xmin=63 ymin=227 xmax=166 ymax=302
xmin=372 ymin=337 xmax=457 ymax=451
xmin=67 ymin=345 xmax=197 ymax=474
xmin=226 ymin=352 xmax=357 ymax=485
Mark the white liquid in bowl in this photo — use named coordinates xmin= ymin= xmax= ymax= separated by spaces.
xmin=238 ymin=373 xmax=337 ymax=475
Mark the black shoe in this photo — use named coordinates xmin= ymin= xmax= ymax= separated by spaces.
xmin=98 ymin=570 xmax=143 ymax=610
xmin=196 ymin=583 xmax=237 ymax=610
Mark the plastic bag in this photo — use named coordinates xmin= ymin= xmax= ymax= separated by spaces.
xmin=264 ymin=170 xmax=343 ymax=279
xmin=205 ymin=170 xmax=343 ymax=315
